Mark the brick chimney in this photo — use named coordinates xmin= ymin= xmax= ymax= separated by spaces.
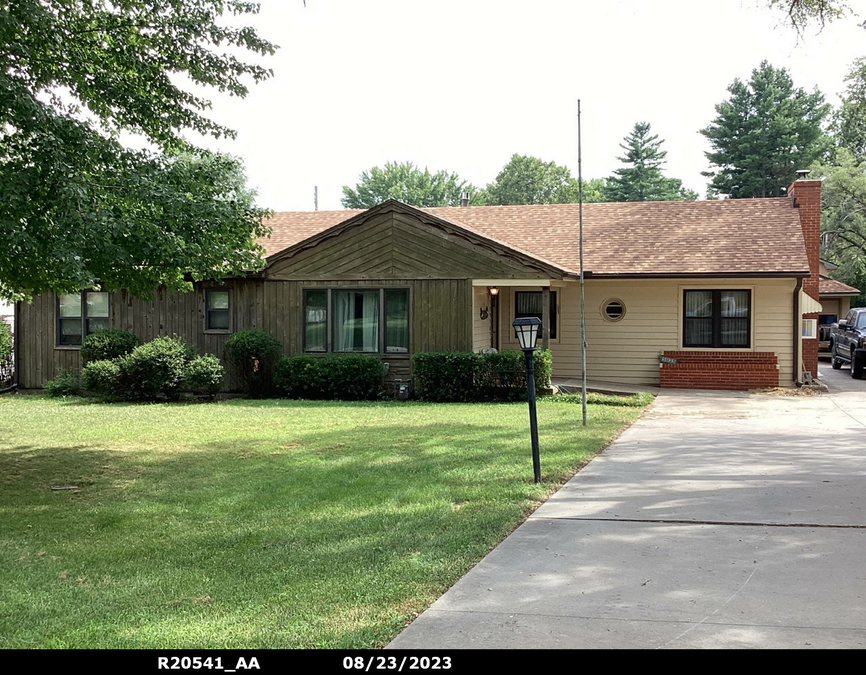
xmin=788 ymin=173 xmax=822 ymax=378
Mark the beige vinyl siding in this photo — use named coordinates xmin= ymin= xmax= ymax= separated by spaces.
xmin=499 ymin=278 xmax=798 ymax=386
xmin=472 ymin=286 xmax=492 ymax=352
xmin=820 ymin=297 xmax=851 ymax=319
xmin=822 ymin=298 xmax=841 ymax=317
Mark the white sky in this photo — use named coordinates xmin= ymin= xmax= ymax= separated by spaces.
xmin=190 ymin=0 xmax=866 ymax=211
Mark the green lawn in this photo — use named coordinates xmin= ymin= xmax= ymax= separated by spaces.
xmin=0 ymin=394 xmax=648 ymax=648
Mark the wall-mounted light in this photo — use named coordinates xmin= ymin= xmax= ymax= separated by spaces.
xmin=488 ymin=286 xmax=499 ymax=308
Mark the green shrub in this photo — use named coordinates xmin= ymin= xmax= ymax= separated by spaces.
xmin=185 ymin=354 xmax=225 ymax=397
xmin=80 ymin=328 xmax=139 ymax=365
xmin=0 ymin=319 xmax=11 ymax=360
xmin=223 ymin=329 xmax=282 ymax=398
xmin=81 ymin=359 xmax=122 ymax=400
xmin=412 ymin=350 xmax=552 ymax=402
xmin=412 ymin=352 xmax=479 ymax=402
xmin=274 ymin=354 xmax=384 ymax=400
xmin=44 ymin=368 xmax=81 ymax=397
xmin=119 ymin=335 xmax=196 ymax=401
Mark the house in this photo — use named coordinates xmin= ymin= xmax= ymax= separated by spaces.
xmin=816 ymin=258 xmax=860 ymax=353
xmin=14 ymin=177 xmax=826 ymax=392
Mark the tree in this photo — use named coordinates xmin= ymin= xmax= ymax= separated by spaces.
xmin=579 ymin=178 xmax=609 ymax=204
xmin=0 ymin=1 xmax=277 ymax=301
xmin=765 ymin=0 xmax=850 ymax=33
xmin=701 ymin=61 xmax=831 ymax=199
xmin=835 ymin=58 xmax=866 ymax=164
xmin=341 ymin=162 xmax=479 ymax=208
xmin=603 ymin=122 xmax=697 ymax=202
xmin=814 ymin=149 xmax=866 ymax=305
xmin=483 ymin=154 xmax=579 ymax=205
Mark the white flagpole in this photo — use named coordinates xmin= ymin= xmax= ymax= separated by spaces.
xmin=578 ymin=100 xmax=587 ymax=426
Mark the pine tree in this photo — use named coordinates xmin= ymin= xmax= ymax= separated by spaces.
xmin=701 ymin=61 xmax=831 ymax=199
xmin=603 ymin=122 xmax=696 ymax=202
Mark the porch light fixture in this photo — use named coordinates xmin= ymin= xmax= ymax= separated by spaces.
xmin=512 ymin=316 xmax=542 ymax=483
xmin=512 ymin=316 xmax=541 ymax=352
xmin=488 ymin=286 xmax=500 ymax=310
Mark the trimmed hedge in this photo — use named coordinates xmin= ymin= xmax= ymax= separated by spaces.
xmin=185 ymin=354 xmax=225 ymax=397
xmin=274 ymin=354 xmax=384 ymax=400
xmin=81 ymin=359 xmax=122 ymax=400
xmin=80 ymin=329 xmax=139 ymax=365
xmin=224 ymin=329 xmax=282 ymax=398
xmin=118 ymin=335 xmax=196 ymax=401
xmin=412 ymin=350 xmax=552 ymax=402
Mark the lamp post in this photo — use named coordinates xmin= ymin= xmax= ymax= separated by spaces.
xmin=512 ymin=317 xmax=542 ymax=483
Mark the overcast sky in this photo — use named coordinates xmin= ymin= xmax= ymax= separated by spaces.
xmin=190 ymin=0 xmax=866 ymax=212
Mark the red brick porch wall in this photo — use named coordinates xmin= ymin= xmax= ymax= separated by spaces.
xmin=659 ymin=351 xmax=779 ymax=390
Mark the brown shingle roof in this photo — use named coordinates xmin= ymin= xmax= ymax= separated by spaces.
xmin=260 ymin=198 xmax=810 ymax=276
xmin=819 ymin=278 xmax=860 ymax=296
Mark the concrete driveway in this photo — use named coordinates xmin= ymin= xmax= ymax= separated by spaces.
xmin=389 ymin=383 xmax=866 ymax=649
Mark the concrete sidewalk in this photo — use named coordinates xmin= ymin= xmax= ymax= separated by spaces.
xmin=389 ymin=388 xmax=866 ymax=649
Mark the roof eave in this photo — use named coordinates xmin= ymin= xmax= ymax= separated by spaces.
xmin=584 ymin=271 xmax=809 ymax=279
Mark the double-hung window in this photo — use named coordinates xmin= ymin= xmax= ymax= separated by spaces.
xmin=303 ymin=288 xmax=409 ymax=353
xmin=514 ymin=291 xmax=557 ymax=339
xmin=57 ymin=291 xmax=110 ymax=346
xmin=683 ymin=289 xmax=751 ymax=348
xmin=205 ymin=289 xmax=230 ymax=331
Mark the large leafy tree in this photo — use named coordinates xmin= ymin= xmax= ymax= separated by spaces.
xmin=579 ymin=178 xmax=609 ymax=204
xmin=701 ymin=61 xmax=831 ymax=199
xmin=341 ymin=162 xmax=479 ymax=208
xmin=483 ymin=154 xmax=581 ymax=205
xmin=0 ymin=1 xmax=277 ymax=301
xmin=603 ymin=122 xmax=697 ymax=202
xmin=766 ymin=0 xmax=850 ymax=32
xmin=815 ymin=149 xmax=866 ymax=305
xmin=835 ymin=58 xmax=866 ymax=164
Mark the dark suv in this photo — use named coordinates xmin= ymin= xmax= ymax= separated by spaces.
xmin=830 ymin=308 xmax=866 ymax=379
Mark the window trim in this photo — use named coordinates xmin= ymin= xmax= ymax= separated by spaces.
xmin=204 ymin=288 xmax=232 ymax=334
xmin=302 ymin=286 xmax=411 ymax=355
xmin=682 ymin=288 xmax=752 ymax=349
xmin=55 ymin=290 xmax=111 ymax=349
xmin=303 ymin=288 xmax=329 ymax=353
xmin=601 ymin=298 xmax=626 ymax=323
xmin=514 ymin=290 xmax=558 ymax=340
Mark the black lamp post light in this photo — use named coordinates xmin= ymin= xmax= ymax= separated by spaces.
xmin=512 ymin=316 xmax=542 ymax=483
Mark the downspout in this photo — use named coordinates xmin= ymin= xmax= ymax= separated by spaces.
xmin=793 ymin=277 xmax=802 ymax=386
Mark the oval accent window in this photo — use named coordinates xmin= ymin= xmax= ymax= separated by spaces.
xmin=603 ymin=299 xmax=625 ymax=322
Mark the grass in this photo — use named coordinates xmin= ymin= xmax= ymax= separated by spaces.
xmin=0 ymin=394 xmax=648 ymax=648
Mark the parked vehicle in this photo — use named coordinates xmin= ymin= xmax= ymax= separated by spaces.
xmin=830 ymin=308 xmax=866 ymax=379
xmin=818 ymin=314 xmax=837 ymax=354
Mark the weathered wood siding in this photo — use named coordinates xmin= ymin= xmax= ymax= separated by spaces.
xmin=267 ymin=211 xmax=552 ymax=281
xmin=17 ymin=277 xmax=472 ymax=390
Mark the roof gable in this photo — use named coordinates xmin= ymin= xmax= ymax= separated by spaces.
xmin=266 ymin=200 xmax=567 ymax=281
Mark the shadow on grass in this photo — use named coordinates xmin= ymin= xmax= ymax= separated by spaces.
xmin=0 ymin=400 xmax=634 ymax=648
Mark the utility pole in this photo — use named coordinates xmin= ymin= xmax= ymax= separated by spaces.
xmin=578 ymin=100 xmax=587 ymax=427
xmin=314 ymin=185 xmax=318 ymax=211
